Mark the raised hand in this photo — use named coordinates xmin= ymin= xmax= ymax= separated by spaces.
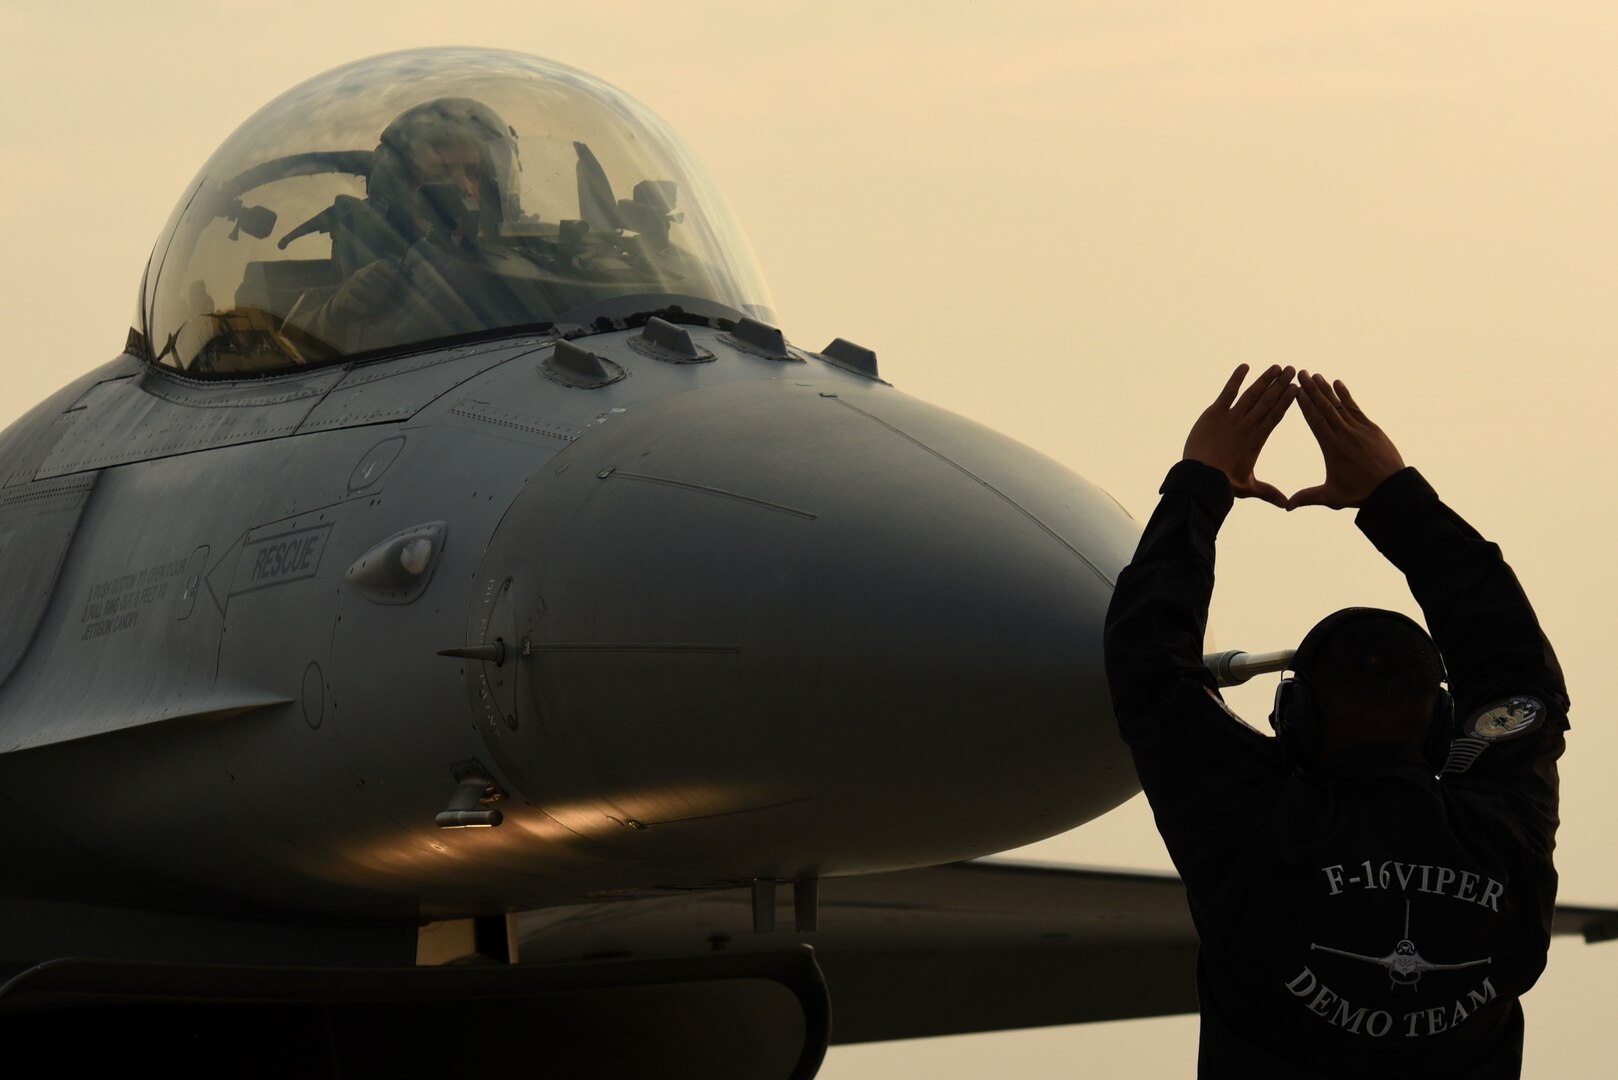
xmin=1182 ymin=363 xmax=1296 ymax=507
xmin=1289 ymin=371 xmax=1405 ymax=510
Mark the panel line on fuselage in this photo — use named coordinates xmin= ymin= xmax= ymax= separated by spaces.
xmin=832 ymin=399 xmax=1116 ymax=588
xmin=604 ymin=470 xmax=818 ymax=520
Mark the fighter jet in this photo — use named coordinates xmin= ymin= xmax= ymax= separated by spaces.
xmin=0 ymin=48 xmax=1610 ymax=1078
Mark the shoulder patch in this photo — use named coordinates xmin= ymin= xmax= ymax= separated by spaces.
xmin=1467 ymin=696 xmax=1546 ymax=742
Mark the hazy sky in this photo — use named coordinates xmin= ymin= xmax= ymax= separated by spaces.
xmin=2 ymin=2 xmax=1614 ymax=1075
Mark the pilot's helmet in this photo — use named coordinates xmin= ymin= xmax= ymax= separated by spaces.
xmin=369 ymin=97 xmax=522 ymax=243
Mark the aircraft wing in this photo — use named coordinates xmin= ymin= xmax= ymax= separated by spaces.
xmin=513 ymin=858 xmax=1618 ymax=1045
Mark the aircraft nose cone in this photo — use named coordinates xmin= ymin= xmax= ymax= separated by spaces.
xmin=475 ymin=378 xmax=1141 ymax=875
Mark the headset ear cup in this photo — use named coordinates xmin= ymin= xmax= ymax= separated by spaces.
xmin=1426 ymin=688 xmax=1456 ymax=771
xmin=1270 ymin=678 xmax=1292 ymax=735
xmin=1290 ymin=680 xmax=1318 ymax=766
xmin=1271 ymin=677 xmax=1317 ymax=766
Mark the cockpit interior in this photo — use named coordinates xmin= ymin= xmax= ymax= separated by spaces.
xmin=137 ymin=49 xmax=776 ymax=377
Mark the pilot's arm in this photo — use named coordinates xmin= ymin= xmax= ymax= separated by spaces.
xmin=292 ymin=258 xmax=411 ymax=354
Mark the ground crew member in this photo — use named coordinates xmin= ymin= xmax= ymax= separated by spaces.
xmin=1103 ymin=365 xmax=1568 ymax=1078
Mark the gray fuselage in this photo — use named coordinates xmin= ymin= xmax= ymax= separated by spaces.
xmin=0 ymin=323 xmax=1140 ymax=929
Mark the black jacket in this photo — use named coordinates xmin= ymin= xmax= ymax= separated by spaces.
xmin=1103 ymin=462 xmax=1568 ymax=1079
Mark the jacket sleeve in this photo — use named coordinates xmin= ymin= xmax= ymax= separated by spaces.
xmin=1103 ymin=460 xmax=1283 ymax=880
xmin=1354 ymin=467 xmax=1568 ymax=842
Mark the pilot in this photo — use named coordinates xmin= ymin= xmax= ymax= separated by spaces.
xmin=291 ymin=97 xmax=521 ymax=353
xmin=1103 ymin=366 xmax=1567 ymax=1078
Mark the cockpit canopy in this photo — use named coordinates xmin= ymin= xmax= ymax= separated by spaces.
xmin=137 ymin=48 xmax=776 ymax=376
